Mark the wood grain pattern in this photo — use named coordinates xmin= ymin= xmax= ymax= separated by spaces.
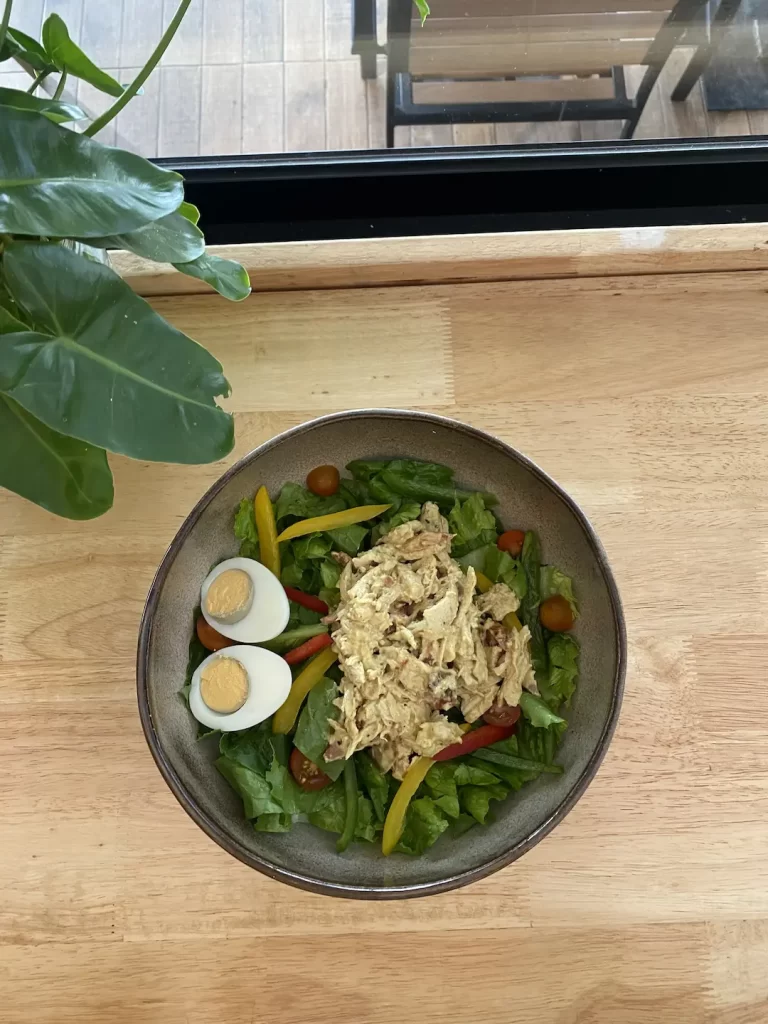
xmin=4 ymin=233 xmax=768 ymax=1022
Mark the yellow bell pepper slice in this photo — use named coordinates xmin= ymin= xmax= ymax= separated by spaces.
xmin=254 ymin=486 xmax=280 ymax=578
xmin=475 ymin=571 xmax=493 ymax=593
xmin=382 ymin=755 xmax=434 ymax=856
xmin=276 ymin=504 xmax=391 ymax=543
xmin=475 ymin=571 xmax=522 ymax=631
xmin=272 ymin=645 xmax=338 ymax=734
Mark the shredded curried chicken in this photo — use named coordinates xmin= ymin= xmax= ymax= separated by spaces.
xmin=324 ymin=503 xmax=537 ymax=779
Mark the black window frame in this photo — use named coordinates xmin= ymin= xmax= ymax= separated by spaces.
xmin=158 ymin=137 xmax=768 ymax=244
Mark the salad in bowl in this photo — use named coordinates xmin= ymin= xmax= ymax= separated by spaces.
xmin=182 ymin=457 xmax=580 ymax=858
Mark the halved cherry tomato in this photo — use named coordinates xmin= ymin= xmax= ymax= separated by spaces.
xmin=290 ymin=747 xmax=332 ymax=791
xmin=498 ymin=530 xmax=525 ymax=557
xmin=432 ymin=723 xmax=515 ymax=761
xmin=483 ymin=703 xmax=522 ymax=728
xmin=307 ymin=464 xmax=340 ymax=497
xmin=196 ymin=615 xmax=234 ymax=652
xmin=283 ymin=632 xmax=334 ymax=665
xmin=283 ymin=585 xmax=329 ymax=615
xmin=540 ymin=594 xmax=574 ymax=632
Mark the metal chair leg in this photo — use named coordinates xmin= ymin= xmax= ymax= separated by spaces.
xmin=671 ymin=0 xmax=743 ymax=100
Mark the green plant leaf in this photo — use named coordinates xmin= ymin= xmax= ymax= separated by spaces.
xmin=41 ymin=14 xmax=123 ymax=96
xmin=0 ymin=394 xmax=114 ymax=519
xmin=7 ymin=27 xmax=51 ymax=65
xmin=179 ymin=201 xmax=200 ymax=225
xmin=173 ymin=253 xmax=251 ymax=301
xmin=414 ymin=0 xmax=430 ymax=25
xmin=0 ymin=108 xmax=184 ymax=236
xmin=0 ymin=304 xmax=27 ymax=333
xmin=0 ymin=85 xmax=84 ymax=122
xmin=85 ymin=211 xmax=205 ymax=263
xmin=0 ymin=242 xmax=234 ymax=464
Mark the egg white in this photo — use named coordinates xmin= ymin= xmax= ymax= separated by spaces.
xmin=201 ymin=556 xmax=290 ymax=643
xmin=189 ymin=646 xmax=292 ymax=732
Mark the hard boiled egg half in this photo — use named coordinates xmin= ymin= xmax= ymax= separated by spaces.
xmin=190 ymin=646 xmax=292 ymax=732
xmin=200 ymin=556 xmax=290 ymax=643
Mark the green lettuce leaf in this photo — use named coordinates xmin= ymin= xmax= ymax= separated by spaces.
xmin=460 ymin=783 xmax=508 ymax=824
xmin=371 ymin=500 xmax=422 ymax=543
xmin=396 ymin=797 xmax=449 ymax=855
xmin=234 ymin=497 xmax=259 ymax=559
xmin=519 ymin=692 xmax=566 ymax=729
xmin=356 ymin=752 xmax=390 ymax=822
xmin=254 ymin=813 xmax=292 ymax=832
xmin=516 ymin=713 xmax=566 ymax=766
xmin=320 ymin=557 xmax=342 ymax=590
xmin=308 ymin=783 xmax=377 ymax=842
xmin=274 ymin=482 xmax=346 ymax=523
xmin=327 ymin=524 xmax=368 ymax=556
xmin=215 ymin=757 xmax=285 ymax=819
xmin=541 ymin=633 xmax=580 ymax=708
xmin=294 ymin=676 xmax=344 ymax=781
xmin=449 ymin=493 xmax=497 ymax=558
xmin=540 ymin=565 xmax=579 ymax=618
xmin=520 ymin=531 xmax=547 ymax=684
xmin=457 ymin=544 xmax=527 ymax=599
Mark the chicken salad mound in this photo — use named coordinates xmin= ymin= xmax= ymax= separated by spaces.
xmin=326 ymin=503 xmax=537 ymax=779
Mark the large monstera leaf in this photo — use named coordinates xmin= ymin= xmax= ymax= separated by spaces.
xmin=0 ymin=243 xmax=234 ymax=465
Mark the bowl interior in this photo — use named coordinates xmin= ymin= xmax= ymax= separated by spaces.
xmin=140 ymin=411 xmax=623 ymax=897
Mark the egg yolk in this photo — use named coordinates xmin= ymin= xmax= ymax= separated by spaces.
xmin=205 ymin=568 xmax=253 ymax=623
xmin=200 ymin=657 xmax=249 ymax=714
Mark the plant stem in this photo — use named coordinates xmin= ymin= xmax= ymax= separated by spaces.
xmin=52 ymin=69 xmax=67 ymax=100
xmin=84 ymin=0 xmax=192 ymax=138
xmin=0 ymin=0 xmax=13 ymax=55
xmin=26 ymin=69 xmax=49 ymax=94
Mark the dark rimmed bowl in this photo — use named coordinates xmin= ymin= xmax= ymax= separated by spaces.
xmin=137 ymin=410 xmax=626 ymax=899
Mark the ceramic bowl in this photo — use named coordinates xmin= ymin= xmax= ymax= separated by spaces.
xmin=137 ymin=409 xmax=625 ymax=898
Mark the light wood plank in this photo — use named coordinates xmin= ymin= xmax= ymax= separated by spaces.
xmin=115 ymin=63 xmax=160 ymax=156
xmin=75 ymin=65 xmax=120 ymax=145
xmin=157 ymin=64 xmax=200 ymax=156
xmin=453 ymin=124 xmax=496 ymax=146
xmin=12 ymin=0 xmax=45 ymax=38
xmin=199 ymin=64 xmax=243 ymax=155
xmin=326 ymin=58 xmax=368 ymax=150
xmin=113 ymin=224 xmax=768 ymax=297
xmin=325 ymin=0 xmax=353 ymax=60
xmin=161 ymin=0 xmax=203 ymax=65
xmin=202 ymin=0 xmax=244 ymax=64
xmin=284 ymin=60 xmax=326 ymax=151
xmin=366 ymin=62 xmax=387 ymax=148
xmin=283 ymin=0 xmax=324 ymax=61
xmin=409 ymin=124 xmax=454 ymax=147
xmin=496 ymin=121 xmax=580 ymax=144
xmin=709 ymin=109 xmax=752 ymax=138
xmin=242 ymin=62 xmax=285 ymax=154
xmin=79 ymin=0 xmax=122 ymax=69
xmin=243 ymin=0 xmax=283 ymax=62
xmin=120 ymin=0 xmax=162 ymax=68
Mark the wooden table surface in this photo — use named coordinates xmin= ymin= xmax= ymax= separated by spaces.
xmin=3 ymin=241 xmax=768 ymax=1022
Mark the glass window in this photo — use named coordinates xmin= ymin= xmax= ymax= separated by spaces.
xmin=5 ymin=0 xmax=767 ymax=161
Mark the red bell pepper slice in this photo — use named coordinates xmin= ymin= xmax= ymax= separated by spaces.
xmin=283 ymin=585 xmax=329 ymax=615
xmin=432 ymin=722 xmax=516 ymax=762
xmin=283 ymin=632 xmax=334 ymax=666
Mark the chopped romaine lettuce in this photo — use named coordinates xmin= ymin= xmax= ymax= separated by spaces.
xmin=294 ymin=676 xmax=344 ymax=781
xmin=449 ymin=493 xmax=497 ymax=558
xmin=541 ymin=633 xmax=580 ymax=708
xmin=395 ymin=796 xmax=449 ymax=855
xmin=274 ymin=482 xmax=346 ymax=523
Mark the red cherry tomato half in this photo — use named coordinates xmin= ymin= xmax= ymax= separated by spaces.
xmin=196 ymin=615 xmax=234 ymax=652
xmin=289 ymin=747 xmax=332 ymax=791
xmin=497 ymin=530 xmax=525 ymax=557
xmin=306 ymin=465 xmax=340 ymax=497
xmin=482 ymin=703 xmax=522 ymax=728
xmin=539 ymin=594 xmax=575 ymax=632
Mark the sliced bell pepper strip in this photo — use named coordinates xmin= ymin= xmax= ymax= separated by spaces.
xmin=283 ymin=585 xmax=329 ymax=615
xmin=283 ymin=632 xmax=333 ymax=665
xmin=475 ymin=571 xmax=523 ymax=632
xmin=382 ymin=755 xmax=434 ymax=856
xmin=254 ymin=486 xmax=280 ymax=578
xmin=336 ymin=758 xmax=359 ymax=853
xmin=276 ymin=504 xmax=391 ymax=543
xmin=431 ymin=723 xmax=515 ymax=762
xmin=272 ymin=645 xmax=338 ymax=734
